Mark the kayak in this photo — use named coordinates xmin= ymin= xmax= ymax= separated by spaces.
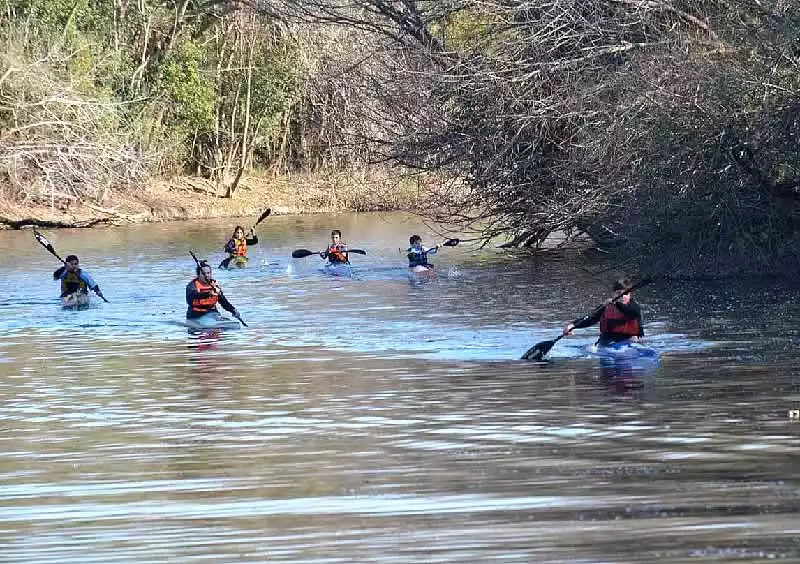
xmin=587 ymin=340 xmax=659 ymax=389
xmin=408 ymin=265 xmax=435 ymax=279
xmin=222 ymin=256 xmax=248 ymax=269
xmin=322 ymin=262 xmax=353 ymax=277
xmin=184 ymin=312 xmax=241 ymax=331
xmin=61 ymin=292 xmax=91 ymax=310
xmin=586 ymin=340 xmax=659 ymax=361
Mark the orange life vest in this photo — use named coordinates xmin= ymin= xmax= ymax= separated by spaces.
xmin=191 ymin=279 xmax=219 ymax=313
xmin=232 ymin=238 xmax=247 ymax=257
xmin=599 ymin=304 xmax=640 ymax=337
xmin=326 ymin=244 xmax=348 ymax=264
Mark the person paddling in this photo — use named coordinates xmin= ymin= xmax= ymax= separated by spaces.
xmin=53 ymin=255 xmax=105 ymax=301
xmin=220 ymin=225 xmax=258 ymax=268
xmin=186 ymin=261 xmax=240 ymax=320
xmin=407 ymin=235 xmax=441 ymax=270
xmin=320 ymin=229 xmax=349 ymax=264
xmin=562 ymin=277 xmax=644 ymax=347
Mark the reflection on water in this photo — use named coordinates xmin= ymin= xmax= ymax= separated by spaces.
xmin=1 ymin=213 xmax=799 ymax=563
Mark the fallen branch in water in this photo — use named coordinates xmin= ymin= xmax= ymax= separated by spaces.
xmin=0 ymin=216 xmax=113 ymax=229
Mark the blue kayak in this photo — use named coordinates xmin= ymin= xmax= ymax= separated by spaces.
xmin=322 ymin=262 xmax=353 ymax=277
xmin=585 ymin=340 xmax=659 ymax=360
xmin=184 ymin=312 xmax=241 ymax=331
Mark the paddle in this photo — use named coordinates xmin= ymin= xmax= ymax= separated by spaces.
xmin=34 ymin=229 xmax=110 ymax=303
xmin=189 ymin=250 xmax=248 ymax=327
xmin=399 ymin=238 xmax=460 ymax=253
xmin=521 ymin=276 xmax=653 ymax=361
xmin=220 ymin=208 xmax=272 ymax=268
xmin=291 ymin=248 xmax=367 ymax=259
xmin=250 ymin=207 xmax=271 ymax=230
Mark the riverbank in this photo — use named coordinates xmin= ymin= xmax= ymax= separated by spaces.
xmin=0 ymin=170 xmax=420 ymax=229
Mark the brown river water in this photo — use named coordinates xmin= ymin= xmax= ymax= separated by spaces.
xmin=1 ymin=212 xmax=799 ymax=563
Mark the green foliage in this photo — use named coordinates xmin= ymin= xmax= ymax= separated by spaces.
xmin=162 ymin=40 xmax=216 ymax=131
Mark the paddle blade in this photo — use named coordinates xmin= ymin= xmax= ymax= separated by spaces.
xmin=234 ymin=313 xmax=248 ymax=327
xmin=442 ymin=238 xmax=459 ymax=247
xmin=521 ymin=339 xmax=556 ymax=361
xmin=33 ymin=229 xmax=64 ymax=262
xmin=253 ymin=208 xmax=271 ymax=227
xmin=292 ymin=249 xmax=316 ymax=259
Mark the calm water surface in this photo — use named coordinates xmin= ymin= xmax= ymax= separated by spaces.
xmin=1 ymin=213 xmax=799 ymax=563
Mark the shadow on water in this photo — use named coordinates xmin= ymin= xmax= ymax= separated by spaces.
xmin=0 ymin=214 xmax=799 ymax=563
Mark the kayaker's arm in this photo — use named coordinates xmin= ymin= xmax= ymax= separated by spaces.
xmin=79 ymin=271 xmax=101 ymax=294
xmin=224 ymin=239 xmax=236 ymax=254
xmin=246 ymin=234 xmax=258 ymax=245
xmin=53 ymin=266 xmax=65 ymax=279
xmin=614 ymin=300 xmax=641 ymax=319
xmin=570 ymin=308 xmax=604 ymax=331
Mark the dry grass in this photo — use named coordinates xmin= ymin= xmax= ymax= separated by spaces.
xmin=0 ymin=168 xmax=426 ymax=228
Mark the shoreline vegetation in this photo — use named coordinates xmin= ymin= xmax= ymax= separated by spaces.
xmin=1 ymin=1 xmax=798 ymax=277
xmin=0 ymin=170 xmax=420 ymax=229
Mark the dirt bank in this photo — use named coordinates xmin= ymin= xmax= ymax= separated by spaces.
xmin=0 ymin=170 xmax=420 ymax=229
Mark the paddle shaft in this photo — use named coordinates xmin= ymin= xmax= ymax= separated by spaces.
xmin=246 ymin=208 xmax=271 ymax=233
xmin=400 ymin=238 xmax=459 ymax=254
xmin=292 ymin=248 xmax=366 ymax=259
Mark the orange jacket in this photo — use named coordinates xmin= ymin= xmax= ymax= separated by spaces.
xmin=190 ymin=279 xmax=219 ymax=314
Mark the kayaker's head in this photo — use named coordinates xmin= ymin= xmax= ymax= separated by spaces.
xmin=330 ymin=230 xmax=342 ymax=245
xmin=196 ymin=261 xmax=213 ymax=283
xmin=613 ymin=277 xmax=633 ymax=304
xmin=232 ymin=226 xmax=245 ymax=240
xmin=409 ymin=235 xmax=423 ymax=249
xmin=64 ymin=255 xmax=80 ymax=273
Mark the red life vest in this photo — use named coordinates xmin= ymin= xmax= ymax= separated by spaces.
xmin=599 ymin=303 xmax=640 ymax=337
xmin=232 ymin=238 xmax=247 ymax=257
xmin=191 ymin=279 xmax=219 ymax=313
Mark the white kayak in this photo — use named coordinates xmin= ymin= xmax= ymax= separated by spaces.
xmin=322 ymin=262 xmax=353 ymax=277
xmin=223 ymin=256 xmax=248 ymax=269
xmin=184 ymin=312 xmax=241 ymax=331
xmin=408 ymin=265 xmax=435 ymax=279
xmin=61 ymin=292 xmax=91 ymax=309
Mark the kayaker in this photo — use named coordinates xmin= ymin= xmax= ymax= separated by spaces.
xmin=186 ymin=261 xmax=240 ymax=320
xmin=53 ymin=255 xmax=105 ymax=300
xmin=407 ymin=235 xmax=441 ymax=269
xmin=562 ymin=277 xmax=644 ymax=347
xmin=320 ymin=230 xmax=349 ymax=264
xmin=220 ymin=225 xmax=258 ymax=268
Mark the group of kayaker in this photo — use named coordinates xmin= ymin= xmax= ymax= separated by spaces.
xmin=47 ymin=222 xmax=645 ymax=351
xmin=189 ymin=228 xmax=644 ymax=346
